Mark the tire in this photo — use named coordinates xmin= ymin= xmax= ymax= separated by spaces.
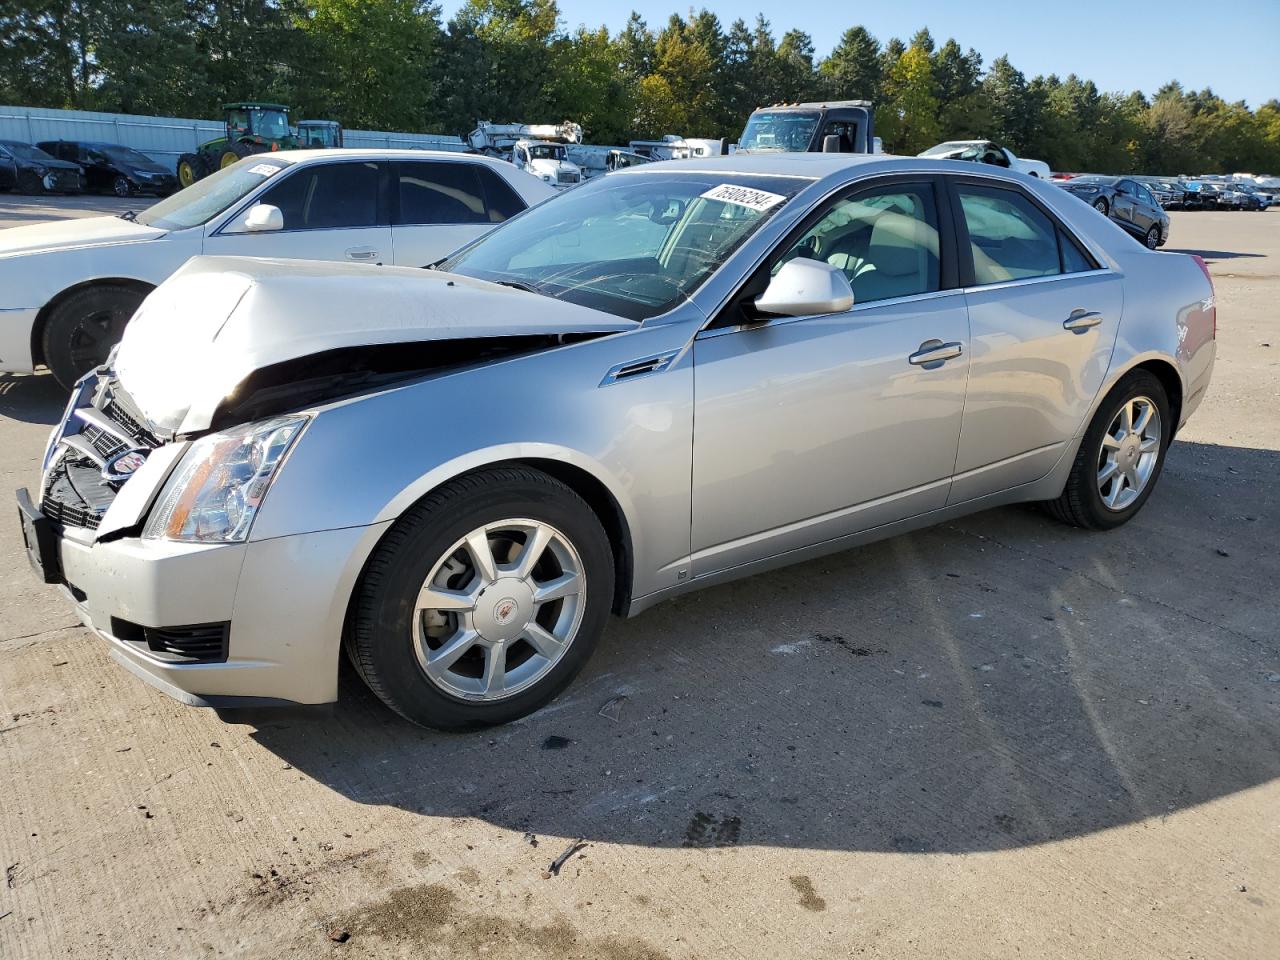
xmin=41 ymin=285 xmax=147 ymax=390
xmin=1043 ymin=371 xmax=1171 ymax=531
xmin=1144 ymin=225 xmax=1160 ymax=249
xmin=176 ymin=153 xmax=205 ymax=188
xmin=112 ymin=175 xmax=133 ymax=198
xmin=1093 ymin=197 xmax=1109 ymax=215
xmin=16 ymin=170 xmax=44 ymax=194
xmin=347 ymin=466 xmax=615 ymax=730
xmin=218 ymin=141 xmax=254 ymax=170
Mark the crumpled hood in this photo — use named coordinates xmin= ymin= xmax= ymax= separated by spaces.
xmin=114 ymin=255 xmax=632 ymax=435
xmin=0 ymin=215 xmax=165 ymax=258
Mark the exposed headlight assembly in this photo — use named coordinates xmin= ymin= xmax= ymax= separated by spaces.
xmin=143 ymin=415 xmax=308 ymax=543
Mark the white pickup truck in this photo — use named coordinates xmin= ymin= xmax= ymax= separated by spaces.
xmin=918 ymin=140 xmax=1052 ymax=179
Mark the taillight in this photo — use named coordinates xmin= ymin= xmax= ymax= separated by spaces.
xmin=1191 ymin=254 xmax=1216 ymax=339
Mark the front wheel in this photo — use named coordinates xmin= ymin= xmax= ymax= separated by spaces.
xmin=112 ymin=175 xmax=132 ymax=197
xmin=176 ymin=153 xmax=205 ymax=188
xmin=1093 ymin=197 xmax=1110 ymax=215
xmin=41 ymin=285 xmax=147 ymax=390
xmin=1043 ymin=371 xmax=1171 ymax=530
xmin=347 ymin=467 xmax=615 ymax=730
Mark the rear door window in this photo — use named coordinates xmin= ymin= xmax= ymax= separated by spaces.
xmin=476 ymin=167 xmax=528 ymax=221
xmin=396 ymin=160 xmax=489 ymax=225
xmin=956 ymin=183 xmax=1061 ymax=283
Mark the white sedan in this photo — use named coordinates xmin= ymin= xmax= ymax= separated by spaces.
xmin=0 ymin=149 xmax=557 ymax=388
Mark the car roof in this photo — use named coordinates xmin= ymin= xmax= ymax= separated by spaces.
xmin=273 ymin=147 xmax=501 ymax=166
xmin=614 ymin=151 xmax=911 ymax=179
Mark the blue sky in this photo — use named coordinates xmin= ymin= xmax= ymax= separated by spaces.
xmin=440 ymin=0 xmax=1280 ymax=107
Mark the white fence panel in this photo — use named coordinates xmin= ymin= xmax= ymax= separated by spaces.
xmin=0 ymin=106 xmax=467 ymax=172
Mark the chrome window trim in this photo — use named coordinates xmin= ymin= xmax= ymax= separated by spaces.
xmin=960 ymin=266 xmax=1115 ymax=295
xmin=695 ymin=288 xmax=967 ymax=340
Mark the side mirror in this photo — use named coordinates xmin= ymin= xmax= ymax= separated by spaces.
xmin=755 ymin=259 xmax=854 ymax=317
xmin=822 ymin=134 xmax=843 ymax=153
xmin=244 ymin=203 xmax=283 ymax=233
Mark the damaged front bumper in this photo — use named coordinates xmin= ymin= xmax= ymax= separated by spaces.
xmin=18 ymin=369 xmax=385 ymax=707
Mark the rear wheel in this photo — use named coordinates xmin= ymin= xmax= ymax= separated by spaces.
xmin=1043 ymin=371 xmax=1171 ymax=530
xmin=1144 ymin=224 xmax=1160 ymax=249
xmin=218 ymin=141 xmax=254 ymax=170
xmin=348 ymin=467 xmax=614 ymax=730
xmin=41 ymin=285 xmax=147 ymax=390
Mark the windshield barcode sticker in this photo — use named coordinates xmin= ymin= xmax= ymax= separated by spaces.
xmin=248 ymin=163 xmax=279 ymax=177
xmin=700 ymin=184 xmax=786 ymax=211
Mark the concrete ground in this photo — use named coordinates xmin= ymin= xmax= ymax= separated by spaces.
xmin=0 ymin=197 xmax=1276 ymax=959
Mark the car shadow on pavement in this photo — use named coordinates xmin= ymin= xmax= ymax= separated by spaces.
xmin=227 ymin=439 xmax=1280 ymax=855
xmin=0 ymin=373 xmax=66 ymax=425
xmin=1163 ymin=247 xmax=1264 ymax=262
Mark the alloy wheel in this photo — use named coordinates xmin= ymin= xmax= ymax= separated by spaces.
xmin=412 ymin=519 xmax=586 ymax=701
xmin=1096 ymin=396 xmax=1162 ymax=511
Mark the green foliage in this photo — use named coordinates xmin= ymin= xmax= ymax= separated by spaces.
xmin=1 ymin=3 xmax=1276 ymax=172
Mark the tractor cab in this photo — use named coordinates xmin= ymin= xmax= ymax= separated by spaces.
xmin=223 ymin=102 xmax=294 ymax=147
xmin=295 ymin=120 xmax=344 ymax=149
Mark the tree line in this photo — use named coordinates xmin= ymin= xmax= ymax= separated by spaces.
xmin=3 ymin=0 xmax=1278 ymax=174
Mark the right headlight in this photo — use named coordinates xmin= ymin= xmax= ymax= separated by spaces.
xmin=143 ymin=415 xmax=308 ymax=543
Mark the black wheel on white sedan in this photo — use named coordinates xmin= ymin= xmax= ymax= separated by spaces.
xmin=1044 ymin=371 xmax=1171 ymax=530
xmin=41 ymin=284 xmax=147 ymax=389
xmin=348 ymin=466 xmax=614 ymax=730
xmin=1144 ymin=225 xmax=1160 ymax=249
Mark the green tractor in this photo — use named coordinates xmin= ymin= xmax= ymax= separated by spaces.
xmin=176 ymin=102 xmax=298 ymax=188
xmin=295 ymin=119 xmax=344 ymax=148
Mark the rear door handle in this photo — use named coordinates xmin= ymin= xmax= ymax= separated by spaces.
xmin=1064 ymin=309 xmax=1103 ymax=332
xmin=345 ymin=246 xmax=379 ymax=261
xmin=908 ymin=340 xmax=964 ymax=366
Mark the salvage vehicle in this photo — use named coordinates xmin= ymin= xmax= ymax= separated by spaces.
xmin=918 ymin=141 xmax=1052 ymax=179
xmin=466 ymin=121 xmax=584 ymax=188
xmin=1056 ymin=175 xmax=1170 ymax=248
xmin=0 ymin=149 xmax=556 ymax=389
xmin=0 ymin=140 xmax=84 ymax=195
xmin=17 ymin=155 xmax=1217 ymax=730
xmin=37 ymin=140 xmax=177 ymax=197
xmin=736 ymin=101 xmax=876 ymax=154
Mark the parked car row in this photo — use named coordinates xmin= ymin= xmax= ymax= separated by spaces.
xmin=1054 ymin=176 xmax=1171 ymax=249
xmin=0 ymin=138 xmax=180 ymax=197
xmin=1054 ymin=170 xmax=1277 ymax=212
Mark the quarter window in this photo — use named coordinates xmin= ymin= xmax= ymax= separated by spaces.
xmin=775 ymin=185 xmax=941 ymax=304
xmin=260 ymin=161 xmax=380 ymax=230
xmin=956 ymin=184 xmax=1063 ymax=284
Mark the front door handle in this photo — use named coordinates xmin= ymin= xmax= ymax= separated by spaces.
xmin=345 ymin=246 xmax=379 ymax=261
xmin=908 ymin=339 xmax=964 ymax=366
xmin=1064 ymin=309 xmax=1103 ymax=332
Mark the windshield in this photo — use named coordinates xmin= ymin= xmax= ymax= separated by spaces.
xmin=526 ymin=144 xmax=565 ymax=161
xmin=1 ymin=141 xmax=58 ymax=163
xmin=135 ymin=156 xmax=289 ymax=229
xmin=441 ymin=172 xmax=811 ymax=321
xmin=920 ymin=142 xmax=980 ymax=157
xmin=737 ymin=111 xmax=820 ymax=153
xmin=252 ymin=109 xmax=290 ymax=139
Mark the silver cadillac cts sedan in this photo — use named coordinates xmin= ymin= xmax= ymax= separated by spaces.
xmin=18 ymin=154 xmax=1217 ymax=729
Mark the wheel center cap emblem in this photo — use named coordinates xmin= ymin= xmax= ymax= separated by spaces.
xmin=493 ymin=598 xmax=519 ymax=626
